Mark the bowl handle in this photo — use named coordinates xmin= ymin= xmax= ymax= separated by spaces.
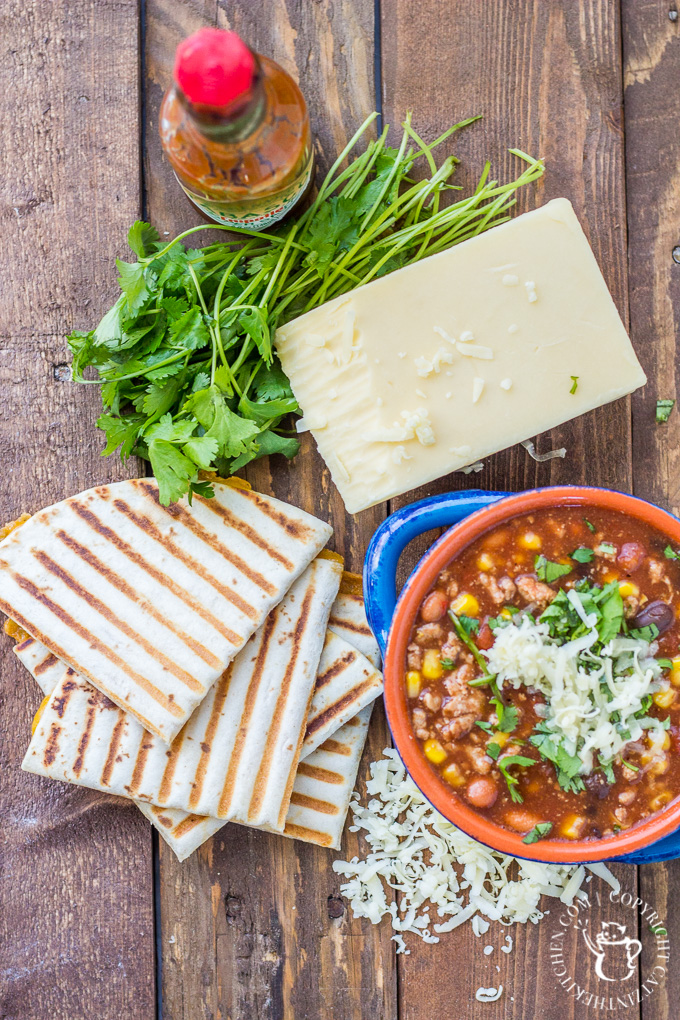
xmin=363 ymin=489 xmax=509 ymax=658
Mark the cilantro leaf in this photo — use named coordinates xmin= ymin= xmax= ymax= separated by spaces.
xmin=475 ymin=721 xmax=494 ymax=733
xmin=147 ymin=439 xmax=199 ymax=506
xmin=168 ymin=308 xmax=211 ymax=352
xmin=585 ymin=519 xmax=597 ymax=532
xmin=486 ymin=742 xmax=501 ymax=761
xmin=656 ymin=399 xmax=675 ymax=423
xmin=535 ymin=555 xmax=572 ymax=584
xmin=490 ymin=697 xmax=519 ymax=734
xmin=229 ymin=429 xmax=299 ymax=471
xmin=116 ymin=260 xmax=149 ymax=314
xmin=183 ymin=435 xmax=220 ymax=469
xmin=458 ymin=614 xmax=480 ymax=636
xmin=665 ymin=545 xmax=680 ymax=561
xmin=497 ymin=754 xmax=536 ymax=803
xmin=440 ymin=657 xmax=455 ymax=670
xmin=128 ymin=220 xmax=160 ymax=258
xmin=523 ymin=822 xmax=553 ymax=844
xmin=97 ymin=413 xmax=144 ymax=459
xmin=571 ymin=547 xmax=594 ymax=564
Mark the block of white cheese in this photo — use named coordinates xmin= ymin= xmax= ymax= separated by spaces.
xmin=275 ymin=198 xmax=645 ymax=514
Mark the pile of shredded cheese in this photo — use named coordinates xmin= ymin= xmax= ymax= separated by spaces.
xmin=485 ymin=606 xmax=665 ymax=770
xmin=333 ymin=749 xmax=618 ymax=954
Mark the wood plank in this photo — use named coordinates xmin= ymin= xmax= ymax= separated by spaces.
xmin=144 ymin=3 xmax=396 ymax=1017
xmin=0 ymin=2 xmax=156 ymax=1018
xmin=622 ymin=4 xmax=680 ymax=1017
xmin=381 ymin=1 xmax=640 ymax=1017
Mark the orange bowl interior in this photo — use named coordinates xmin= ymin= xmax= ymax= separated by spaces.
xmin=384 ymin=486 xmax=680 ymax=862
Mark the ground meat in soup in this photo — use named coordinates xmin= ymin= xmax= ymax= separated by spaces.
xmin=405 ymin=504 xmax=680 ymax=843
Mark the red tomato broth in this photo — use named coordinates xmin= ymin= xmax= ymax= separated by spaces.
xmin=405 ymin=505 xmax=680 ymax=843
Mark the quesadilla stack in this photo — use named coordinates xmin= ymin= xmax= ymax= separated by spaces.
xmin=7 ymin=483 xmax=383 ymax=860
xmin=0 ymin=479 xmax=331 ymax=742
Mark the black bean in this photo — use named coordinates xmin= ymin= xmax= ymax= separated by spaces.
xmin=632 ymin=600 xmax=675 ymax=635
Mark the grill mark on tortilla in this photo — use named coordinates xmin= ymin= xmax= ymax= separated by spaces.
xmin=43 ymin=722 xmax=62 ymax=766
xmin=318 ymin=737 xmax=352 ymax=756
xmin=33 ymin=550 xmax=205 ymax=695
xmin=52 ymin=676 xmax=77 ymax=718
xmin=128 ymin=733 xmax=155 ymax=796
xmin=101 ymin=710 xmax=127 ymax=786
xmin=70 ymin=501 xmax=242 ymax=646
xmin=33 ymin=652 xmax=59 ymax=675
xmin=305 ymin=679 xmax=378 ymax=738
xmin=111 ymin=497 xmax=258 ymax=622
xmin=195 ymin=494 xmax=294 ymax=572
xmin=159 ymin=729 xmax=186 ymax=802
xmin=73 ymin=704 xmax=97 ymax=777
xmin=247 ymin=586 xmax=316 ymax=822
xmin=173 ymin=813 xmax=210 ymax=839
xmin=329 ymin=615 xmax=373 ymax=638
xmin=283 ymin=822 xmax=333 ymax=846
xmin=188 ymin=671 xmax=232 ymax=810
xmin=0 ymin=580 xmax=183 ymax=720
xmin=55 ymin=528 xmax=222 ymax=671
xmin=15 ymin=637 xmax=35 ymax=653
xmin=296 ymin=762 xmax=344 ymax=785
xmin=217 ymin=614 xmax=277 ymax=817
xmin=231 ymin=486 xmax=314 ymax=542
xmin=314 ymin=650 xmax=357 ymax=690
xmin=144 ymin=487 xmax=278 ymax=594
xmin=289 ymin=791 xmax=338 ymax=815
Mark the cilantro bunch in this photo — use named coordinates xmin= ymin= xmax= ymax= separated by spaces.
xmin=68 ymin=112 xmax=543 ymax=504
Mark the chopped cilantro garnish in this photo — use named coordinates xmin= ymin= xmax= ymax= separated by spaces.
xmin=622 ymin=759 xmax=639 ymax=772
xmin=529 ymin=722 xmax=584 ymax=793
xmin=497 ymin=754 xmax=536 ymax=804
xmin=539 ymin=578 xmax=623 ymax=647
xmin=458 ymin=614 xmax=480 ymax=636
xmin=598 ymin=542 xmax=617 ymax=556
xmin=657 ymin=658 xmax=673 ymax=670
xmin=656 ymin=399 xmax=675 ymax=423
xmin=467 ymin=674 xmax=496 ymax=687
xmin=535 ymin=555 xmax=572 ymax=584
xmin=664 ymin=545 xmax=680 ymax=561
xmin=440 ymin=658 xmax=455 ymax=670
xmin=490 ymin=698 xmax=519 ymax=734
xmin=475 ymin=720 xmax=494 ymax=733
xmin=486 ymin=742 xmax=501 ymax=761
xmin=600 ymin=757 xmax=616 ymax=784
xmin=571 ymin=547 xmax=594 ymax=564
xmin=569 ymin=376 xmax=579 ymax=395
xmin=629 ymin=624 xmax=660 ymax=643
xmin=523 ymin=822 xmax=553 ymax=844
xmin=585 ymin=519 xmax=597 ymax=532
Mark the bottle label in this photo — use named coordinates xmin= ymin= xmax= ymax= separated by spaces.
xmin=177 ymin=162 xmax=313 ymax=229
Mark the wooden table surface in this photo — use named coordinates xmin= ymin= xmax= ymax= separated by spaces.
xmin=2 ymin=2 xmax=680 ymax=1018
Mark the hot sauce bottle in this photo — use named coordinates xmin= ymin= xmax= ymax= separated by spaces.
xmin=160 ymin=28 xmax=314 ymax=228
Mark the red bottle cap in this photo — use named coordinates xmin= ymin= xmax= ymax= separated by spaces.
xmin=174 ymin=28 xmax=256 ymax=108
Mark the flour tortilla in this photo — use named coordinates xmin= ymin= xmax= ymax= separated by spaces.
xmin=299 ymin=630 xmax=383 ymax=760
xmin=1 ymin=479 xmax=332 ymax=742
xmin=328 ymin=591 xmax=380 ymax=667
xmin=21 ymin=557 xmax=341 ymax=831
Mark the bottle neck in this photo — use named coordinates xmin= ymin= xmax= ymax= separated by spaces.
xmin=179 ymin=71 xmax=266 ymax=143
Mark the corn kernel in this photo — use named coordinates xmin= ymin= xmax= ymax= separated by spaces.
xmin=519 ymin=531 xmax=542 ymax=551
xmin=650 ymin=791 xmax=673 ymax=812
xmin=603 ymin=570 xmax=618 ymax=584
xmin=650 ymin=756 xmax=670 ymax=776
xmin=424 ymin=738 xmax=447 ymax=764
xmin=640 ymin=750 xmax=654 ymax=765
xmin=653 ymin=687 xmax=676 ymax=709
xmin=670 ymin=657 xmax=680 ymax=688
xmin=406 ymin=671 xmax=422 ymax=699
xmin=500 ymin=607 xmax=514 ymax=620
xmin=422 ymin=648 xmax=444 ymax=680
xmin=618 ymin=581 xmax=639 ymax=598
xmin=560 ymin=814 xmax=586 ymax=840
xmin=32 ymin=695 xmax=50 ymax=735
xmin=477 ymin=552 xmax=494 ymax=571
xmin=451 ymin=592 xmax=480 ymax=617
xmin=442 ymin=762 xmax=465 ymax=787
xmin=490 ymin=731 xmax=509 ymax=750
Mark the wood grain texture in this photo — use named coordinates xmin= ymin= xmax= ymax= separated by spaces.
xmin=0 ymin=2 xmax=155 ymax=1019
xmin=145 ymin=3 xmax=396 ymax=1018
xmin=381 ymin=2 xmax=641 ymax=1018
xmin=623 ymin=4 xmax=680 ymax=1018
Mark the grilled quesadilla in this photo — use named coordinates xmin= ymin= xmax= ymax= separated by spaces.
xmin=300 ymin=630 xmax=383 ymax=760
xmin=1 ymin=479 xmax=332 ymax=742
xmin=22 ymin=557 xmax=342 ymax=830
xmin=328 ymin=590 xmax=380 ymax=668
xmin=137 ymin=707 xmax=373 ymax=860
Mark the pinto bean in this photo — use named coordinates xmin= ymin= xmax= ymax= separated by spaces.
xmin=465 ymin=776 xmax=498 ymax=809
xmin=617 ymin=541 xmax=646 ymax=573
xmin=421 ymin=590 xmax=449 ymax=623
xmin=632 ymin=599 xmax=674 ymax=636
xmin=503 ymin=808 xmax=541 ymax=832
